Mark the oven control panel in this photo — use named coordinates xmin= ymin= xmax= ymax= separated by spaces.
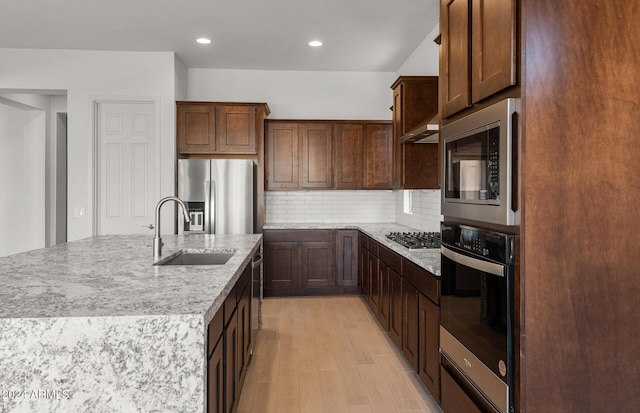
xmin=441 ymin=222 xmax=514 ymax=264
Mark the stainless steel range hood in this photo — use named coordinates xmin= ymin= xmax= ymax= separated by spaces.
xmin=399 ymin=114 xmax=439 ymax=144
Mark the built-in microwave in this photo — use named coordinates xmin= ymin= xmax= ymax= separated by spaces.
xmin=441 ymin=99 xmax=519 ymax=226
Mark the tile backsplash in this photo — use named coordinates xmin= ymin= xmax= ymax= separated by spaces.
xmin=265 ymin=190 xmax=396 ymax=223
xmin=265 ymin=189 xmax=442 ymax=231
xmin=394 ymin=189 xmax=443 ymax=232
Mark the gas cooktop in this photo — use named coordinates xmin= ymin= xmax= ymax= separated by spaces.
xmin=386 ymin=231 xmax=441 ymax=250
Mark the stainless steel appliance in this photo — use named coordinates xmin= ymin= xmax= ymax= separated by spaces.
xmin=441 ymin=98 xmax=518 ymax=226
xmin=177 ymin=159 xmax=255 ymax=234
xmin=440 ymin=222 xmax=515 ymax=413
xmin=385 ymin=232 xmax=441 ymax=249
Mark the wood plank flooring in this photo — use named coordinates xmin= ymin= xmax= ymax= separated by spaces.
xmin=238 ymin=296 xmax=442 ymax=413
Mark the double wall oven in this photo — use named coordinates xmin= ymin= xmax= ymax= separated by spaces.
xmin=439 ymin=98 xmax=518 ymax=413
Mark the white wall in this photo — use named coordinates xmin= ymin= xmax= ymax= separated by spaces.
xmin=396 ymin=24 xmax=440 ymax=76
xmin=0 ymin=49 xmax=178 ymax=241
xmin=0 ymin=100 xmax=46 ymax=256
xmin=188 ymin=69 xmax=396 ymax=120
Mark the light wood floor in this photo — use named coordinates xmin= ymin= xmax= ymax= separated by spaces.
xmin=238 ymin=296 xmax=442 ymax=413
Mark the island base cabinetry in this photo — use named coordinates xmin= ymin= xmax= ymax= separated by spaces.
xmin=208 ymin=261 xmax=254 ymax=413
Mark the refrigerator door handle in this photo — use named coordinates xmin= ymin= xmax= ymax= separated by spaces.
xmin=204 ymin=180 xmax=211 ymax=233
xmin=210 ymin=180 xmax=216 ymax=234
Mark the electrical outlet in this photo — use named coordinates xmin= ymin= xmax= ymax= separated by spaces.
xmin=74 ymin=207 xmax=86 ymax=218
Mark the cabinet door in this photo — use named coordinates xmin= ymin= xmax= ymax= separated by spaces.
xmin=377 ymin=261 xmax=391 ymax=331
xmin=403 ymin=144 xmax=439 ymax=189
xmin=402 ymin=280 xmax=419 ymax=371
xmin=336 ymin=230 xmax=359 ymax=287
xmin=300 ymin=123 xmax=333 ymax=188
xmin=419 ymin=293 xmax=441 ymax=403
xmin=177 ymin=104 xmax=216 ymax=154
xmin=441 ymin=0 xmax=471 ymax=118
xmin=237 ymin=284 xmax=251 ymax=388
xmin=388 ymin=268 xmax=403 ymax=348
xmin=359 ymin=244 xmax=370 ymax=297
xmin=471 ymin=0 xmax=517 ymax=103
xmin=215 ymin=106 xmax=257 ymax=154
xmin=392 ymin=86 xmax=403 ymax=188
xmin=364 ymin=124 xmax=393 ymax=189
xmin=368 ymin=252 xmax=380 ymax=309
xmin=264 ymin=241 xmax=298 ymax=295
xmin=266 ymin=122 xmax=299 ymax=189
xmin=225 ymin=309 xmax=239 ymax=413
xmin=334 ymin=123 xmax=365 ymax=189
xmin=207 ymin=338 xmax=224 ymax=413
xmin=300 ymin=241 xmax=335 ymax=290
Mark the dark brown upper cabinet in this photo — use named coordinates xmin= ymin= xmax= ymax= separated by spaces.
xmin=364 ymin=123 xmax=394 ymax=189
xmin=266 ymin=121 xmax=299 ymax=189
xmin=300 ymin=123 xmax=333 ymax=189
xmin=334 ymin=123 xmax=365 ymax=189
xmin=176 ymin=101 xmax=269 ymax=155
xmin=390 ymin=76 xmax=439 ymax=189
xmin=440 ymin=0 xmax=517 ymax=119
xmin=265 ymin=120 xmax=392 ymax=190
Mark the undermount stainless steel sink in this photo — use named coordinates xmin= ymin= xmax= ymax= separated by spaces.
xmin=155 ymin=251 xmax=235 ymax=266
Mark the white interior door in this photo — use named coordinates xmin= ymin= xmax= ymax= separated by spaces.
xmin=97 ymin=102 xmax=157 ymax=235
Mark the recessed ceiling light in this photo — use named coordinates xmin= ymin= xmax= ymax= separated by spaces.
xmin=308 ymin=40 xmax=323 ymax=47
xmin=196 ymin=38 xmax=212 ymax=45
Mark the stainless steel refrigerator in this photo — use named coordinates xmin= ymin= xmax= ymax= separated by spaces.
xmin=177 ymin=159 xmax=255 ymax=234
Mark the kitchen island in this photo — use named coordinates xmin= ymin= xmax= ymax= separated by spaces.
xmin=0 ymin=234 xmax=262 ymax=413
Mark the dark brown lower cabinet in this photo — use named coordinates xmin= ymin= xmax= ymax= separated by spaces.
xmin=440 ymin=365 xmax=482 ymax=413
xmin=300 ymin=241 xmax=335 ymax=290
xmin=207 ymin=258 xmax=255 ymax=413
xmin=264 ymin=241 xmax=298 ymax=295
xmin=419 ymin=293 xmax=441 ymax=403
xmin=237 ymin=283 xmax=251 ymax=389
xmin=225 ymin=309 xmax=238 ymax=413
xmin=402 ymin=280 xmax=419 ymax=371
xmin=359 ymin=244 xmax=369 ymax=297
xmin=207 ymin=339 xmax=224 ymax=413
xmin=368 ymin=251 xmax=380 ymax=309
xmin=336 ymin=230 xmax=359 ymax=287
xmin=264 ymin=229 xmax=360 ymax=296
xmin=357 ymin=231 xmax=442 ymax=405
xmin=388 ymin=269 xmax=403 ymax=349
xmin=377 ymin=261 xmax=391 ymax=331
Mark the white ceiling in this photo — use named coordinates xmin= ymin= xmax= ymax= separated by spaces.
xmin=0 ymin=0 xmax=439 ymax=72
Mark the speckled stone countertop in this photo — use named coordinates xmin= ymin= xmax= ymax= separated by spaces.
xmin=263 ymin=222 xmax=441 ymax=276
xmin=0 ymin=234 xmax=262 ymax=413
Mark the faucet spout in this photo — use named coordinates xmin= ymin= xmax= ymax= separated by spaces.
xmin=153 ymin=196 xmax=191 ymax=260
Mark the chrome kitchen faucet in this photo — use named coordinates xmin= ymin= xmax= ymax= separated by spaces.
xmin=153 ymin=196 xmax=190 ymax=260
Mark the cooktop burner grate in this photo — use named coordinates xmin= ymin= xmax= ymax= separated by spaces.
xmin=386 ymin=231 xmax=441 ymax=249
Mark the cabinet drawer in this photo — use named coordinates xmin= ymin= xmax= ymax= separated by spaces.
xmin=379 ymin=244 xmax=402 ymax=274
xmin=207 ymin=308 xmax=224 ymax=359
xmin=358 ymin=231 xmax=370 ymax=251
xmin=264 ymin=229 xmax=334 ymax=242
xmin=224 ymin=284 xmax=237 ymax=326
xmin=369 ymin=239 xmax=380 ymax=257
xmin=402 ymin=258 xmax=439 ymax=304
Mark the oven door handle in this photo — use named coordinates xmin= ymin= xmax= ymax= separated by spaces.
xmin=441 ymin=246 xmax=505 ymax=277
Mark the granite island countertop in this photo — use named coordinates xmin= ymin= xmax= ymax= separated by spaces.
xmin=263 ymin=222 xmax=441 ymax=276
xmin=0 ymin=233 xmax=262 ymax=413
